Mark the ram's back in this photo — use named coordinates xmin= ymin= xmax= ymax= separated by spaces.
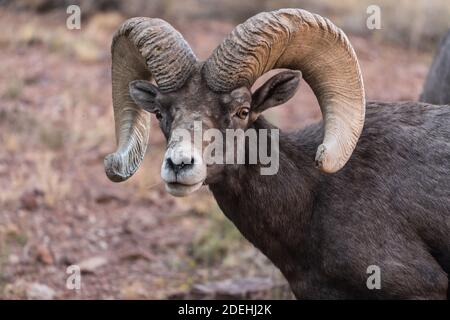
xmin=306 ymin=101 xmax=450 ymax=275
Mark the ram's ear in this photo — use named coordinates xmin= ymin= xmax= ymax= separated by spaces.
xmin=251 ymin=70 xmax=301 ymax=114
xmin=129 ymin=80 xmax=161 ymax=113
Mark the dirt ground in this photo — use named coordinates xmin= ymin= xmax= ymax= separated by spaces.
xmin=0 ymin=8 xmax=433 ymax=299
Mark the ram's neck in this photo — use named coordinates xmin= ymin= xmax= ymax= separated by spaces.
xmin=208 ymin=117 xmax=320 ymax=276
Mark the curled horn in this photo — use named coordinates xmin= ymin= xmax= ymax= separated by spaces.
xmin=105 ymin=17 xmax=197 ymax=182
xmin=204 ymin=9 xmax=365 ymax=173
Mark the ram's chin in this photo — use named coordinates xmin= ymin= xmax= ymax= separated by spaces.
xmin=165 ymin=181 xmax=203 ymax=197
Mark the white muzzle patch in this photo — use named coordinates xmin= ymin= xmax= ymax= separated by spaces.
xmin=161 ymin=140 xmax=206 ymax=197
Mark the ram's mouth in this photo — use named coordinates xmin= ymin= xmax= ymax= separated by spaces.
xmin=165 ymin=181 xmax=204 ymax=197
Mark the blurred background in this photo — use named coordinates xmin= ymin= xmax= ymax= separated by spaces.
xmin=0 ymin=0 xmax=448 ymax=299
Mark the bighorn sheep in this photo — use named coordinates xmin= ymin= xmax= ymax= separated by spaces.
xmin=421 ymin=29 xmax=450 ymax=104
xmin=104 ymin=9 xmax=450 ymax=299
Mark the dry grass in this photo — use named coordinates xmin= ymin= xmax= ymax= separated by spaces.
xmin=4 ymin=0 xmax=449 ymax=50
xmin=2 ymin=78 xmax=24 ymax=100
xmin=0 ymin=11 xmax=123 ymax=63
xmin=190 ymin=205 xmax=244 ymax=265
xmin=34 ymin=153 xmax=71 ymax=207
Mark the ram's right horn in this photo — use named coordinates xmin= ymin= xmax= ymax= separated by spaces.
xmin=105 ymin=18 xmax=197 ymax=182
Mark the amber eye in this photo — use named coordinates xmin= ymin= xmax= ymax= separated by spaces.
xmin=155 ymin=111 xmax=163 ymax=121
xmin=236 ymin=107 xmax=250 ymax=119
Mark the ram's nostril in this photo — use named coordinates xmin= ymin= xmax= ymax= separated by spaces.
xmin=166 ymin=157 xmax=194 ymax=174
xmin=166 ymin=158 xmax=175 ymax=171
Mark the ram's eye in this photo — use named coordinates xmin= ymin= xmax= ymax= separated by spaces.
xmin=236 ymin=107 xmax=250 ymax=119
xmin=155 ymin=111 xmax=163 ymax=121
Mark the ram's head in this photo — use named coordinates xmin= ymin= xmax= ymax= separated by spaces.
xmin=104 ymin=9 xmax=365 ymax=197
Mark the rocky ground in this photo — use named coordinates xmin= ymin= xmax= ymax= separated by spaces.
xmin=0 ymin=8 xmax=432 ymax=299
